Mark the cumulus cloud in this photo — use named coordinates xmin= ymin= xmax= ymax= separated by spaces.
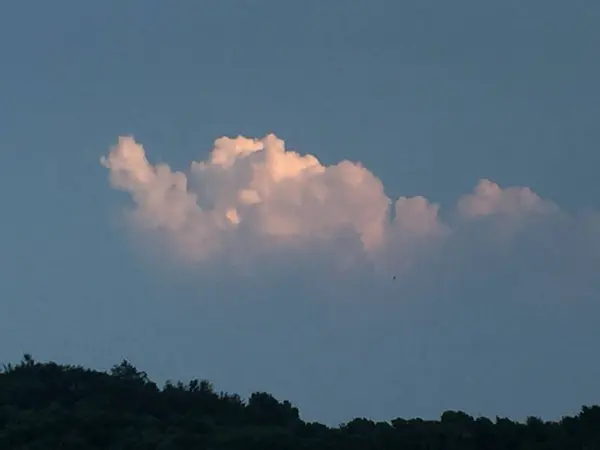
xmin=100 ymin=133 xmax=600 ymax=424
xmin=457 ymin=178 xmax=558 ymax=218
xmin=101 ymin=135 xmax=387 ymax=266
xmin=100 ymin=133 xmax=565 ymax=275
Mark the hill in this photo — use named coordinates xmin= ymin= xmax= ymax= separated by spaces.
xmin=0 ymin=354 xmax=598 ymax=449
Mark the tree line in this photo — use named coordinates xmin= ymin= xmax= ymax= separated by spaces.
xmin=0 ymin=354 xmax=598 ymax=449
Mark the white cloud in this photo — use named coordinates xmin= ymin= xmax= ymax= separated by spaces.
xmin=102 ymin=134 xmax=393 ymax=265
xmin=458 ymin=178 xmax=559 ymax=218
xmin=100 ymin=133 xmax=600 ymax=424
xmin=101 ymin=134 xmax=567 ymax=276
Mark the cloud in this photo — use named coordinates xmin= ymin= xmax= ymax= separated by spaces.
xmin=100 ymin=133 xmax=600 ymax=425
xmin=100 ymin=133 xmax=564 ymax=275
xmin=457 ymin=178 xmax=558 ymax=218
xmin=101 ymin=134 xmax=389 ymax=269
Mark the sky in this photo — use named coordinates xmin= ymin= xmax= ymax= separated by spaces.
xmin=1 ymin=0 xmax=599 ymax=425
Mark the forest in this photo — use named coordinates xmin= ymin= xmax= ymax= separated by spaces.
xmin=0 ymin=354 xmax=599 ymax=449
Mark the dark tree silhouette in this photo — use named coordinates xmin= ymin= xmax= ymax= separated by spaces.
xmin=0 ymin=354 xmax=598 ymax=449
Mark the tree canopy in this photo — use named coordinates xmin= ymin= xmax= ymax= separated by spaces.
xmin=0 ymin=354 xmax=598 ymax=449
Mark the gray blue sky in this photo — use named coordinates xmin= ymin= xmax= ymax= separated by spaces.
xmin=1 ymin=1 xmax=599 ymax=425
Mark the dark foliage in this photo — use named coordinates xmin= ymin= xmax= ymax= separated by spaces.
xmin=1 ymin=354 xmax=599 ymax=449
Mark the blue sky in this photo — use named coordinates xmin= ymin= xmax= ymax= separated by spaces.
xmin=1 ymin=1 xmax=599 ymax=425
